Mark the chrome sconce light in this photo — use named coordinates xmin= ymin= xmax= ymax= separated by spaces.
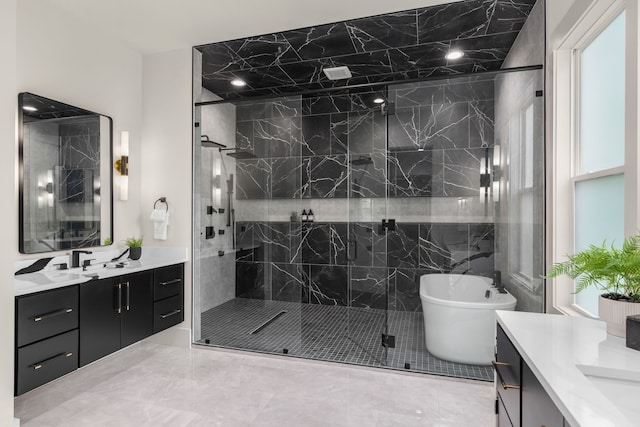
xmin=480 ymin=146 xmax=491 ymax=202
xmin=480 ymin=145 xmax=501 ymax=203
xmin=114 ymin=131 xmax=129 ymax=200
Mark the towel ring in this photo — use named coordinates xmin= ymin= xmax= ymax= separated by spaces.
xmin=154 ymin=197 xmax=169 ymax=212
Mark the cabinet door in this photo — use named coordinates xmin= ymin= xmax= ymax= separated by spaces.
xmin=522 ymin=362 xmax=564 ymax=427
xmin=497 ymin=395 xmax=513 ymax=427
xmin=80 ymin=277 xmax=122 ymax=367
xmin=121 ymin=271 xmax=153 ymax=347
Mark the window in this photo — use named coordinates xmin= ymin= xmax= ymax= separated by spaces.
xmin=572 ymin=11 xmax=626 ymax=316
xmin=552 ymin=0 xmax=637 ymax=316
xmin=509 ymin=91 xmax=536 ymax=288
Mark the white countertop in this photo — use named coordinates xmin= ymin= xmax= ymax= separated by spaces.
xmin=497 ymin=311 xmax=640 ymax=427
xmin=15 ymin=247 xmax=188 ymax=297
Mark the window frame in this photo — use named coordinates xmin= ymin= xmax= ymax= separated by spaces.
xmin=550 ymin=0 xmax=639 ymax=316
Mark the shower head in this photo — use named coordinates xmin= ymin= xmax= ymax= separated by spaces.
xmin=201 ymin=135 xmax=226 ymax=149
xmin=220 ymin=148 xmax=257 ymax=159
xmin=350 ymin=156 xmax=373 ymax=166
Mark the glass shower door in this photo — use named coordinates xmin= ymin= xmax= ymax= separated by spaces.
xmin=346 ymin=88 xmax=389 ymax=366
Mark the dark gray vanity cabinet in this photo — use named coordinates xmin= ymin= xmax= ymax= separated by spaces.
xmin=495 ymin=324 xmax=565 ymax=427
xmin=15 ymin=263 xmax=184 ymax=395
xmin=153 ymin=264 xmax=184 ymax=333
xmin=80 ymin=271 xmax=153 ymax=366
xmin=15 ymin=286 xmax=79 ymax=395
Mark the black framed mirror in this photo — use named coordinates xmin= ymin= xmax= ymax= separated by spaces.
xmin=18 ymin=92 xmax=113 ymax=254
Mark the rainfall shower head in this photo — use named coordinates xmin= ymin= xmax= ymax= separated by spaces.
xmin=201 ymin=135 xmax=226 ymax=149
xmin=220 ymin=147 xmax=257 ymax=159
xmin=350 ymin=156 xmax=373 ymax=166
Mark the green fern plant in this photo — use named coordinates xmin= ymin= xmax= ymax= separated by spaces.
xmin=547 ymin=235 xmax=640 ymax=302
xmin=124 ymin=236 xmax=143 ymax=248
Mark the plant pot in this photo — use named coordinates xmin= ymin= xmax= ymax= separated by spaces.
xmin=599 ymin=295 xmax=640 ymax=337
xmin=129 ymin=247 xmax=142 ymax=260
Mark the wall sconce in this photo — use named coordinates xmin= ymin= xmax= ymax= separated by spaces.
xmin=212 ymin=157 xmax=222 ymax=206
xmin=114 ymin=131 xmax=129 ymax=200
xmin=479 ymin=147 xmax=491 ymax=202
xmin=492 ymin=145 xmax=501 ymax=203
xmin=46 ymin=170 xmax=54 ymax=207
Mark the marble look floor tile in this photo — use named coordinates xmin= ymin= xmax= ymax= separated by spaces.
xmin=16 ymin=342 xmax=495 ymax=427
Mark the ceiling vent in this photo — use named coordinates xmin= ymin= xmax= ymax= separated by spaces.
xmin=322 ymin=66 xmax=353 ymax=81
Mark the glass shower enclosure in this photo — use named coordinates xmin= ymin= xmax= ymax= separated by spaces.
xmin=192 ymin=68 xmax=544 ymax=381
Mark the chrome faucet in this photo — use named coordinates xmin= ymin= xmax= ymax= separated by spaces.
xmin=493 ymin=271 xmax=507 ymax=294
xmin=70 ymin=250 xmax=92 ymax=268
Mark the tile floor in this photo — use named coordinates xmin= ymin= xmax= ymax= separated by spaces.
xmin=199 ymin=298 xmax=493 ymax=381
xmin=15 ymin=342 xmax=495 ymax=427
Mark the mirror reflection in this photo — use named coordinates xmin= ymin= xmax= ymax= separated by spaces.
xmin=19 ymin=93 xmax=113 ymax=254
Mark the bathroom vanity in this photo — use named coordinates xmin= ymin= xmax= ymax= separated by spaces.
xmin=14 ymin=248 xmax=187 ymax=396
xmin=496 ymin=311 xmax=640 ymax=427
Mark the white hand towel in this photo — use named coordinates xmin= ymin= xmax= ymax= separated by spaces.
xmin=150 ymin=208 xmax=170 ymax=240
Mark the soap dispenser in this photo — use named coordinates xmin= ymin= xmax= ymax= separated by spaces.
xmin=308 ymin=209 xmax=314 ymax=222
xmin=301 ymin=209 xmax=308 ymax=222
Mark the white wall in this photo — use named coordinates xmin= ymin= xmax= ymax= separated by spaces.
xmin=141 ymin=48 xmax=193 ymax=345
xmin=16 ymin=0 xmax=144 ymax=255
xmin=0 ymin=1 xmax=17 ymax=424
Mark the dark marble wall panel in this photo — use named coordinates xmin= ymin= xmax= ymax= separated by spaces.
xmin=271 ymin=263 xmax=309 ymax=303
xmin=236 ymin=262 xmax=265 ymax=299
xmin=386 ymin=223 xmax=419 ymax=269
xmin=271 ymin=158 xmax=302 ymax=198
xmin=442 ymin=148 xmax=484 ymax=197
xmin=301 ymin=223 xmax=331 ymax=264
xmin=236 ymin=222 xmax=255 ymax=261
xmin=307 ymin=155 xmax=348 ymax=198
xmin=234 ymin=221 xmax=494 ymax=311
xmin=236 ymin=159 xmax=271 ymax=199
xmin=350 ymin=267 xmax=390 ymax=310
xmin=391 ymin=268 xmax=425 ymax=312
xmin=388 ymin=149 xmax=443 ymax=197
xmin=309 ymin=265 xmax=348 ymax=306
xmin=350 ymin=153 xmax=386 ymax=198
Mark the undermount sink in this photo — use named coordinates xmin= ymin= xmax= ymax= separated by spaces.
xmin=577 ymin=364 xmax=640 ymax=423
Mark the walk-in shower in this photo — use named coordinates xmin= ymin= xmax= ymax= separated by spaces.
xmin=192 ymin=0 xmax=545 ymax=381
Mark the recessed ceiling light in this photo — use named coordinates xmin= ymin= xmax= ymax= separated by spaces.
xmin=322 ymin=66 xmax=352 ymax=81
xmin=231 ymin=79 xmax=246 ymax=87
xmin=22 ymin=106 xmax=37 ymax=112
xmin=373 ymin=97 xmax=385 ymax=104
xmin=445 ymin=50 xmax=464 ymax=60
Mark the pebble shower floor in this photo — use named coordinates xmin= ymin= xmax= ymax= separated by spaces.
xmin=198 ymin=298 xmax=493 ymax=381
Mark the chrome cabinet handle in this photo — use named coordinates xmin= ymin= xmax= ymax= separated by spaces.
xmin=160 ymin=278 xmax=181 ymax=286
xmin=116 ymin=283 xmax=122 ymax=314
xmin=126 ymin=282 xmax=130 ymax=311
xmin=31 ymin=352 xmax=73 ymax=370
xmin=32 ymin=308 xmax=73 ymax=322
xmin=160 ymin=309 xmax=181 ymax=319
xmin=501 ymin=381 xmax=520 ymax=390
xmin=492 ymin=361 xmax=510 ymax=367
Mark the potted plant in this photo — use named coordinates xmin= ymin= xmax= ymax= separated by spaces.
xmin=547 ymin=235 xmax=640 ymax=337
xmin=124 ymin=236 xmax=143 ymax=260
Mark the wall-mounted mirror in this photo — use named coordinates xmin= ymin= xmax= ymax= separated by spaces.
xmin=19 ymin=92 xmax=113 ymax=254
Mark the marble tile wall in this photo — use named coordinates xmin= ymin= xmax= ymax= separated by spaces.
xmin=235 ymin=76 xmax=494 ymax=201
xmin=235 ymin=221 xmax=494 ymax=311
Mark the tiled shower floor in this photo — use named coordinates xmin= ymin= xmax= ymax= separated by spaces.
xmin=198 ymin=298 xmax=493 ymax=381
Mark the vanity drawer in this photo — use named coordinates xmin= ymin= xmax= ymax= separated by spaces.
xmin=154 ymin=294 xmax=184 ymax=333
xmin=16 ymin=329 xmax=78 ymax=396
xmin=496 ymin=324 xmax=521 ymax=425
xmin=16 ymin=285 xmax=79 ymax=347
xmin=153 ymin=264 xmax=183 ymax=301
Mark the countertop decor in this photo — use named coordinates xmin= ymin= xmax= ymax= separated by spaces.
xmin=14 ymin=247 xmax=187 ymax=296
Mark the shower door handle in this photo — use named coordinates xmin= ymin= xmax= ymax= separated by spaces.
xmin=346 ymin=239 xmax=358 ymax=262
xmin=381 ymin=219 xmax=396 ymax=232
